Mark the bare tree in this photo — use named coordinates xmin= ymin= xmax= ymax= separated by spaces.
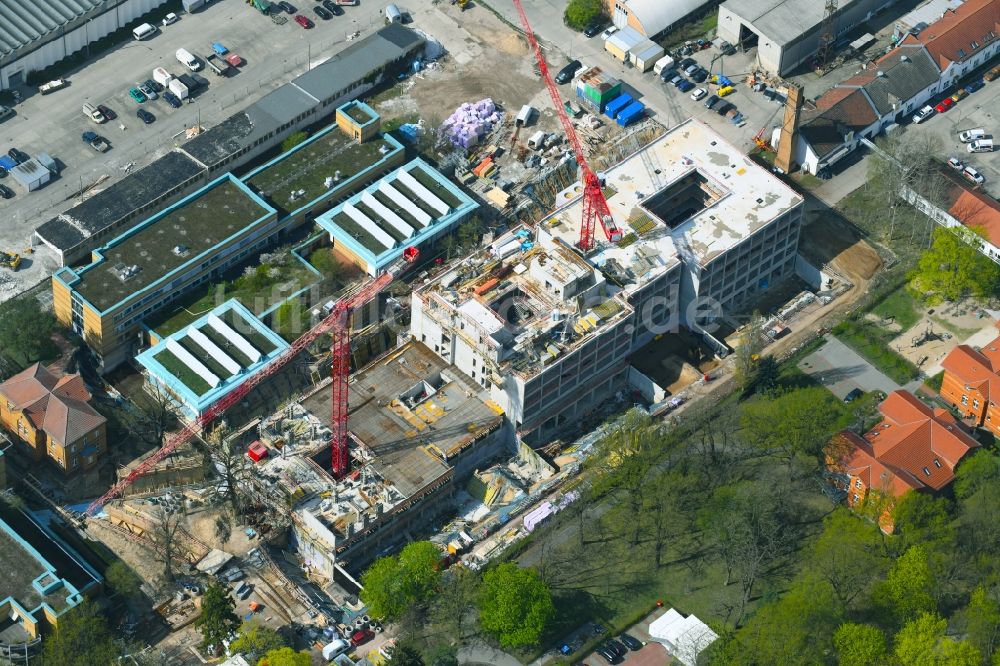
xmin=150 ymin=507 xmax=183 ymax=583
xmin=734 ymin=312 xmax=766 ymax=394
xmin=122 ymin=384 xmax=178 ymax=451
xmin=204 ymin=423 xmax=253 ymax=519
xmin=869 ymin=131 xmax=945 ymax=243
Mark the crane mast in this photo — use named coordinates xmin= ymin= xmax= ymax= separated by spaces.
xmin=511 ymin=0 xmax=621 ymax=250
xmin=86 ymin=248 xmax=418 ymax=516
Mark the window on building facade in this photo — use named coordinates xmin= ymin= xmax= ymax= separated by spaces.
xmin=962 ymin=395 xmax=969 ymax=405
xmin=855 ymin=479 xmax=862 ymax=489
xmin=852 ymin=494 xmax=860 ymax=504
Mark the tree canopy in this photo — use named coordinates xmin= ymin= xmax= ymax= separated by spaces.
xmin=833 ymin=623 xmax=887 ymax=666
xmin=478 ymin=563 xmax=555 ymax=648
xmin=195 ymin=581 xmax=240 ymax=650
xmin=360 ymin=540 xmax=443 ymax=620
xmin=42 ymin=601 xmax=119 ymax=666
xmin=258 ymin=647 xmax=312 ymax=666
xmin=231 ymin=622 xmax=286 ymax=660
xmin=894 ymin=613 xmax=981 ymax=666
xmin=563 ymin=0 xmax=603 ymax=30
xmin=909 ymin=226 xmax=1000 ymax=303
xmin=0 ymin=296 xmax=59 ymax=371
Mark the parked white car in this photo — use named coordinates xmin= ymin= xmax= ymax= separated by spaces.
xmin=162 ymin=12 xmax=179 ymax=26
xmin=912 ymin=105 xmax=935 ymax=124
xmin=600 ymin=26 xmax=618 ymax=40
xmin=947 ymin=157 xmax=964 ymax=170
xmin=690 ymin=87 xmax=707 ymax=101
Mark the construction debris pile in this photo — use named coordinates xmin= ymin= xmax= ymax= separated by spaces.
xmin=441 ymin=98 xmax=503 ymax=149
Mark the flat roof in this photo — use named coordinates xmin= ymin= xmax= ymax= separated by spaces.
xmin=136 ymin=299 xmax=289 ymax=415
xmin=35 ymin=151 xmax=205 ymax=253
xmin=244 ymin=126 xmax=404 ymax=218
xmin=316 ymin=159 xmax=478 ymax=273
xmin=299 ymin=341 xmax=501 ymax=497
xmin=64 ymin=175 xmax=274 ymax=313
xmin=721 ymin=0 xmax=881 ymax=45
xmin=0 ymin=507 xmax=101 ymax=623
xmin=180 ymin=25 xmax=424 ymax=169
xmin=546 ymin=119 xmax=802 ymax=266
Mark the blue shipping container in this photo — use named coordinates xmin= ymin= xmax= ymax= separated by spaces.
xmin=604 ymin=94 xmax=633 ymax=120
xmin=617 ymin=101 xmax=645 ymax=126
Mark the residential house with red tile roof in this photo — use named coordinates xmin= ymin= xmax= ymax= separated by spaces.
xmin=827 ymin=389 xmax=979 ymax=532
xmin=780 ymin=43 xmax=943 ymax=174
xmin=901 ymin=0 xmax=1000 ymax=87
xmin=0 ymin=364 xmax=107 ymax=474
xmin=939 ymin=336 xmax=1000 ymax=435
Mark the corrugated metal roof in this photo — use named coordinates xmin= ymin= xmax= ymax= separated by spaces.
xmin=0 ymin=0 xmax=105 ymax=57
xmin=621 ymin=0 xmax=713 ymax=36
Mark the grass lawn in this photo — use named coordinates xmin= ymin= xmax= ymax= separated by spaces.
xmin=872 ymin=288 xmax=921 ymax=332
xmin=177 ymin=335 xmax=234 ymax=381
xmin=658 ymin=12 xmax=718 ymax=50
xmin=931 ymin=316 xmax=982 ymax=340
xmin=410 ymin=167 xmax=463 ymax=209
xmin=925 ymin=370 xmax=945 ymax=393
xmin=153 ymin=348 xmax=211 ymax=396
xmin=833 ymin=319 xmax=920 ymax=384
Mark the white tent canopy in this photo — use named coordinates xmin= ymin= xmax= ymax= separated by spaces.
xmin=648 ymin=609 xmax=719 ymax=666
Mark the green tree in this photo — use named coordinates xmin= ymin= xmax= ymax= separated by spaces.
xmin=955 ymin=449 xmax=1000 ymax=500
xmin=478 ymin=563 xmax=555 ymax=649
xmin=230 ymin=622 xmax=286 ymax=660
xmin=894 ymin=612 xmax=981 ymax=666
xmin=42 ymin=601 xmax=119 ymax=666
xmin=873 ymin=545 xmax=936 ymax=626
xmin=739 ymin=387 xmax=848 ymax=471
xmin=360 ymin=541 xmax=443 ymax=621
xmin=909 ymin=226 xmax=1000 ymax=303
xmin=809 ymin=511 xmax=888 ymax=606
xmin=390 ymin=639 xmax=425 ymax=666
xmin=281 ymin=131 xmax=308 ymax=153
xmin=425 ymin=644 xmax=459 ymax=666
xmin=104 ymin=560 xmax=142 ymax=600
xmin=0 ymin=296 xmax=59 ymax=369
xmin=833 ymin=623 xmax=887 ymax=666
xmin=892 ymin=493 xmax=956 ymax=553
xmin=194 ymin=581 xmax=240 ymax=650
xmin=563 ymin=0 xmax=603 ymax=30
xmin=715 ymin=576 xmax=842 ymax=665
xmin=964 ymin=586 xmax=1000 ymax=658
xmin=259 ymin=647 xmax=312 ymax=666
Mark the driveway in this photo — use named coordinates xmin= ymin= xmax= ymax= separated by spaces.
xmin=799 ymin=335 xmax=906 ymax=400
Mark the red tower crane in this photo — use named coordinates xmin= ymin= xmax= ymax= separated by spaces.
xmin=511 ymin=0 xmax=621 ymax=251
xmin=85 ymin=247 xmax=419 ymax=516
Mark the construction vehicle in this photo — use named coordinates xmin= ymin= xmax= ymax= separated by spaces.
xmin=85 ymin=247 xmax=420 ymax=516
xmin=0 ymin=251 xmax=21 ymax=270
xmin=512 ymin=0 xmax=620 ymax=250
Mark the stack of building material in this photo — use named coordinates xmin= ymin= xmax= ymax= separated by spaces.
xmin=575 ymin=67 xmax=622 ymax=112
xmin=441 ymin=99 xmax=503 ymax=149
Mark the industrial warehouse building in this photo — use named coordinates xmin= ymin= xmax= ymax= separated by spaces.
xmin=412 ymin=120 xmax=802 ymax=438
xmin=0 ymin=0 xmax=171 ymax=89
xmin=716 ymin=0 xmax=899 ymax=74
xmin=33 ymin=25 xmax=425 ymax=267
xmin=603 ymin=0 xmax=715 ymax=40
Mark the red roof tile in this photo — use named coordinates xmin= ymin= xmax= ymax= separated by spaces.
xmin=831 ymin=431 xmax=922 ymax=497
xmin=941 ymin=342 xmax=1000 ymax=401
xmin=0 ymin=363 xmax=105 ymax=445
xmin=947 ymin=186 xmax=1000 ymax=247
xmin=901 ymin=0 xmax=1000 ymax=70
xmin=862 ymin=390 xmax=979 ymax=491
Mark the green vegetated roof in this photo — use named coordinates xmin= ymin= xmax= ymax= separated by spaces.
xmin=247 ymin=131 xmax=395 ymax=217
xmin=75 ymin=179 xmax=270 ymax=312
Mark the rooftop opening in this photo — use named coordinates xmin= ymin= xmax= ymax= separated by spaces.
xmin=643 ymin=171 xmax=726 ymax=229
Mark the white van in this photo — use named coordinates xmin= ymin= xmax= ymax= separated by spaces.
xmin=384 ymin=4 xmax=402 ymax=24
xmin=959 ymin=127 xmax=985 ymax=143
xmin=653 ymin=55 xmax=675 ymax=75
xmin=132 ymin=23 xmax=157 ymax=41
xmin=175 ymin=48 xmax=200 ymax=71
xmin=82 ymin=103 xmax=105 ymax=123
xmin=322 ymin=639 xmax=350 ymax=661
xmin=968 ymin=138 xmax=994 ymax=153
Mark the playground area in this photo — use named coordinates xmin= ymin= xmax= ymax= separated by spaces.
xmin=882 ymin=297 xmax=1000 ymax=375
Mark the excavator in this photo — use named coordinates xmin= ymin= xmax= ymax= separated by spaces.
xmin=0 ymin=251 xmax=21 ymax=270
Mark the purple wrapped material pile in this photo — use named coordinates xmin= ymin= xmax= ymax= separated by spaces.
xmin=440 ymin=98 xmax=503 ymax=149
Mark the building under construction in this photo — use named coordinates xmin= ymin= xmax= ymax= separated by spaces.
xmin=412 ymin=119 xmax=802 ymax=437
xmin=257 ymin=341 xmax=507 ymax=576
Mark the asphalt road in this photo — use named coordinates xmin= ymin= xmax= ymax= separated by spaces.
xmin=0 ymin=0 xmax=392 ymax=297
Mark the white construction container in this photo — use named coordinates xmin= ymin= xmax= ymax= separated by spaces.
xmin=168 ymin=78 xmax=189 ymax=100
xmin=153 ymin=67 xmax=173 ymax=87
xmin=527 ymin=130 xmax=546 ymax=150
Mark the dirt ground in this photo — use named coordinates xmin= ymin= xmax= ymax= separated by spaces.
xmin=631 ymin=331 xmax=720 ymax=396
xmin=799 ymin=201 xmax=883 ymax=285
xmin=373 ymin=2 xmax=553 ymax=134
xmin=887 ymin=299 xmax=998 ymax=372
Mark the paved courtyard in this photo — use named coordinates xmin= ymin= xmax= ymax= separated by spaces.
xmin=799 ymin=335 xmax=916 ymax=400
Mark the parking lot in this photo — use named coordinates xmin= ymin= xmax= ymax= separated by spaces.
xmin=0 ymin=0 xmax=395 ymax=298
